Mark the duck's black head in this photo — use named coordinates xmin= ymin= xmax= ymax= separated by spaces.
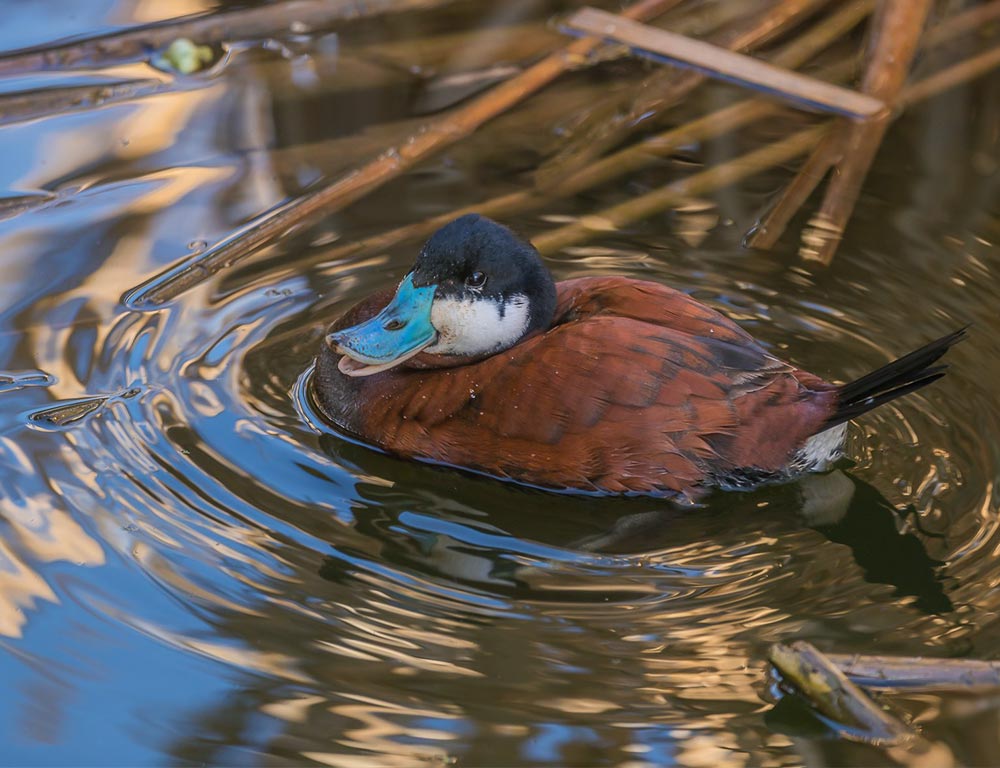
xmin=327 ymin=215 xmax=557 ymax=376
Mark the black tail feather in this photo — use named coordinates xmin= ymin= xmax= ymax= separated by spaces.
xmin=825 ymin=328 xmax=966 ymax=428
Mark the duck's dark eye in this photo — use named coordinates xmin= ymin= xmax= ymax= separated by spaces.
xmin=466 ymin=271 xmax=487 ymax=288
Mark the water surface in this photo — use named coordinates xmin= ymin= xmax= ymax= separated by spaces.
xmin=0 ymin=1 xmax=998 ymax=765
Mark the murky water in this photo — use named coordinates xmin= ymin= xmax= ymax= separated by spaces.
xmin=0 ymin=1 xmax=998 ymax=765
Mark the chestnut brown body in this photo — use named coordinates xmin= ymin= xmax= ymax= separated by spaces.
xmin=313 ymin=277 xmax=844 ymax=498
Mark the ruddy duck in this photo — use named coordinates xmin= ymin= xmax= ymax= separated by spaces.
xmin=312 ymin=214 xmax=963 ymax=500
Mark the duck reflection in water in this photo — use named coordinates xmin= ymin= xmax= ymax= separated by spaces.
xmin=318 ymin=434 xmax=952 ymax=616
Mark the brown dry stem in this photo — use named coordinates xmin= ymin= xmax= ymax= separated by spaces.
xmin=0 ymin=79 xmax=166 ymax=127
xmin=534 ymin=37 xmax=998 ymax=254
xmin=315 ymin=0 xmax=991 ymax=266
xmin=744 ymin=123 xmax=842 ymax=248
xmin=131 ymin=1 xmax=1000 ymax=301
xmin=316 ymin=0 xmax=877 ymax=264
xmin=128 ymin=0 xmax=685 ymax=306
xmin=769 ymin=641 xmax=959 ymax=767
xmin=802 ymin=0 xmax=933 ymax=264
xmin=829 ymin=652 xmax=1000 ymax=692
xmin=0 ymin=0 xmax=433 ymax=76
xmin=531 ymin=123 xmax=829 ymax=254
xmin=534 ymin=0 xmax=833 ymax=188
xmin=565 ymin=7 xmax=883 ymax=117
xmin=749 ymin=0 xmax=999 ymax=251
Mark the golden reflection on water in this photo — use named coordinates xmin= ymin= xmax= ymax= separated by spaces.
xmin=0 ymin=438 xmax=105 ymax=638
xmin=0 ymin=537 xmax=57 ymax=639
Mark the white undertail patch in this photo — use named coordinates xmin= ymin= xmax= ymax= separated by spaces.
xmin=426 ymin=294 xmax=530 ymax=356
xmin=792 ymin=423 xmax=848 ymax=472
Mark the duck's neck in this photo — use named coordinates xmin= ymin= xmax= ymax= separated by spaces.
xmin=523 ymin=264 xmax=558 ymax=336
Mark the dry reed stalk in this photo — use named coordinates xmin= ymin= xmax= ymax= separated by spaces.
xmin=535 ymin=0 xmax=833 ymax=188
xmin=769 ymin=642 xmax=958 ymax=766
xmin=314 ymin=0 xmax=875 ymax=264
xmin=531 ymin=123 xmax=829 ymax=254
xmin=922 ymin=0 xmax=1000 ymax=43
xmin=357 ymin=22 xmax=563 ymax=75
xmin=311 ymin=101 xmax=789 ymax=266
xmin=565 ymin=7 xmax=884 ymax=117
xmin=0 ymin=19 xmax=566 ymax=130
xmin=0 ymin=0 xmax=432 ymax=76
xmin=828 ymin=652 xmax=1000 ymax=692
xmin=770 ymin=642 xmax=922 ymax=742
xmin=545 ymin=0 xmax=872 ymax=193
xmin=802 ymin=0 xmax=932 ymax=264
xmin=744 ymin=123 xmax=842 ymax=248
xmin=316 ymin=0 xmax=997 ymax=267
xmin=899 ymin=46 xmax=1000 ymax=106
xmin=748 ymin=0 xmax=999 ymax=250
xmin=0 ymin=79 xmax=166 ymax=127
xmin=526 ymin=39 xmax=1000 ymax=255
xmin=132 ymin=1 xmax=999 ymax=299
xmin=128 ymin=0 xmax=685 ymax=306
xmin=312 ymin=104 xmax=819 ymax=266
xmin=525 ymin=0 xmax=767 ymax=186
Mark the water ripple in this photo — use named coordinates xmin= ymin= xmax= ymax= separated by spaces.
xmin=0 ymin=51 xmax=997 ymax=763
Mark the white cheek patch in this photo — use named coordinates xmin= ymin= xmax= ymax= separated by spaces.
xmin=426 ymin=294 xmax=530 ymax=356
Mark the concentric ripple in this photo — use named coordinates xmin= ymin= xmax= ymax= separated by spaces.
xmin=6 ymin=196 xmax=998 ymax=765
